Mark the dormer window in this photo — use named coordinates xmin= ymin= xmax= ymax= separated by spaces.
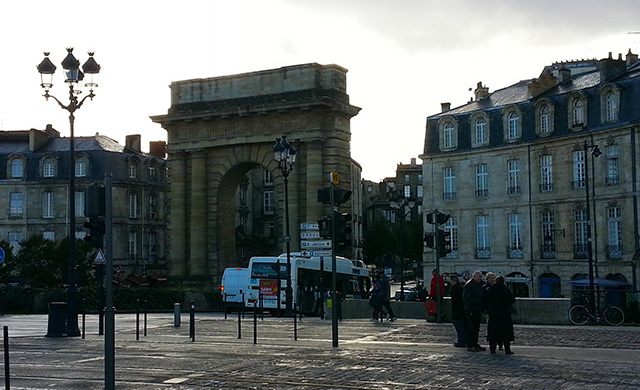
xmin=439 ymin=118 xmax=458 ymax=150
xmin=129 ymin=161 xmax=137 ymax=179
xmin=568 ymin=93 xmax=587 ymax=129
xmin=443 ymin=122 xmax=455 ymax=148
xmin=75 ymin=156 xmax=88 ymax=177
xmin=508 ymin=112 xmax=519 ymax=139
xmin=573 ymin=99 xmax=584 ymax=125
xmin=535 ymin=101 xmax=554 ymax=137
xmin=601 ymin=86 xmax=620 ymax=124
xmin=43 ymin=157 xmax=56 ymax=177
xmin=10 ymin=158 xmax=24 ymax=178
xmin=502 ymin=107 xmax=522 ymax=141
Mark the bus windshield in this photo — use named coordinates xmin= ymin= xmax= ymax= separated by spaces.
xmin=251 ymin=262 xmax=288 ymax=279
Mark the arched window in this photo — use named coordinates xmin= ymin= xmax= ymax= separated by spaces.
xmin=572 ymin=99 xmax=584 ymax=126
xmin=443 ymin=122 xmax=455 ymax=148
xmin=475 ymin=118 xmax=486 ymax=144
xmin=43 ymin=157 xmax=56 ymax=177
xmin=540 ymin=105 xmax=550 ymax=134
xmin=75 ymin=156 xmax=88 ymax=177
xmin=605 ymin=91 xmax=617 ymax=122
xmin=10 ymin=158 xmax=24 ymax=178
xmin=129 ymin=161 xmax=137 ymax=179
xmin=508 ymin=112 xmax=519 ymax=139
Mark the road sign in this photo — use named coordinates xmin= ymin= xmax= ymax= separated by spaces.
xmin=0 ymin=247 xmax=4 ymax=264
xmin=300 ymin=231 xmax=321 ymax=239
xmin=300 ymin=240 xmax=332 ymax=249
xmin=300 ymin=223 xmax=319 ymax=231
xmin=94 ymin=249 xmax=106 ymax=264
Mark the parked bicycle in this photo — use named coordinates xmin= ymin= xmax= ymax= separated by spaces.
xmin=568 ymin=303 xmax=625 ymax=326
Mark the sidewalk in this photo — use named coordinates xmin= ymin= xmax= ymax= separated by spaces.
xmin=0 ymin=313 xmax=638 ymax=389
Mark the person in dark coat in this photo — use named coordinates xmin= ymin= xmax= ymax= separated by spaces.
xmin=449 ymin=275 xmax=467 ymax=347
xmin=380 ymin=273 xmax=396 ymax=321
xmin=463 ymin=270 xmax=486 ymax=352
xmin=369 ymin=274 xmax=385 ymax=321
xmin=485 ymin=275 xmax=516 ymax=355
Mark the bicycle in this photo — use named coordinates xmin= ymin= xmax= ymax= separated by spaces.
xmin=568 ymin=303 xmax=625 ymax=326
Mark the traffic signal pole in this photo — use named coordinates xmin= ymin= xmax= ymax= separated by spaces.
xmin=433 ymin=211 xmax=442 ymax=324
xmin=104 ymin=173 xmax=115 ymax=390
xmin=330 ymin=181 xmax=339 ymax=348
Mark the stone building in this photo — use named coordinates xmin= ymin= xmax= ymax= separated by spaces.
xmin=151 ymin=63 xmax=362 ymax=287
xmin=0 ymin=125 xmax=169 ymax=278
xmin=421 ymin=50 xmax=640 ymax=297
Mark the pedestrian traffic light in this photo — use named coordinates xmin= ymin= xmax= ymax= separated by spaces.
xmin=423 ymin=232 xmax=435 ymax=249
xmin=318 ymin=216 xmax=332 ymax=238
xmin=427 ymin=211 xmax=450 ymax=226
xmin=84 ymin=216 xmax=105 ymax=249
xmin=436 ymin=228 xmax=452 ymax=258
xmin=317 ymin=186 xmax=352 ymax=206
xmin=84 ymin=183 xmax=105 ymax=218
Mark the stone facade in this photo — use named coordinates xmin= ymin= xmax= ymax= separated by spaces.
xmin=151 ymin=63 xmax=362 ymax=286
xmin=0 ymin=126 xmax=169 ymax=278
xmin=421 ymin=51 xmax=640 ymax=297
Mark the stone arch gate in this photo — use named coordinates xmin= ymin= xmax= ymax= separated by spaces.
xmin=151 ymin=63 xmax=361 ymax=286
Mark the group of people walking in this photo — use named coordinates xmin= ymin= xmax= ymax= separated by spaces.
xmin=451 ymin=270 xmax=516 ymax=355
xmin=368 ymin=272 xmax=397 ymax=322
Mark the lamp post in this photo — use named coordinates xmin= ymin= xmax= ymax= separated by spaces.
xmin=273 ymin=136 xmax=296 ymax=317
xmin=390 ymin=195 xmax=416 ymax=301
xmin=37 ymin=48 xmax=100 ymax=336
xmin=583 ymin=140 xmax=601 ymax=313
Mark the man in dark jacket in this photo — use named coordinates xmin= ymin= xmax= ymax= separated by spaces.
xmin=463 ymin=270 xmax=486 ymax=352
xmin=450 ymin=275 xmax=466 ymax=347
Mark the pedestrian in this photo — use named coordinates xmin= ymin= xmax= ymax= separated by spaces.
xmin=429 ymin=269 xmax=445 ymax=300
xmin=463 ymin=270 xmax=486 ymax=352
xmin=369 ymin=274 xmax=385 ymax=321
xmin=380 ymin=273 xmax=397 ymax=321
xmin=449 ymin=275 xmax=467 ymax=347
xmin=486 ymin=275 xmax=516 ymax=355
xmin=482 ymin=272 xmax=502 ymax=351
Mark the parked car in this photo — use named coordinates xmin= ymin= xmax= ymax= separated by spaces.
xmin=394 ymin=287 xmax=419 ymax=301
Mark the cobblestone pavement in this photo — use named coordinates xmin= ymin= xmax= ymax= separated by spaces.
xmin=1 ymin=313 xmax=639 ymax=389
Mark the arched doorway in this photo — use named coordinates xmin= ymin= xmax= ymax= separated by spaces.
xmin=505 ymin=272 xmax=529 ymax=297
xmin=539 ymin=272 xmax=561 ymax=298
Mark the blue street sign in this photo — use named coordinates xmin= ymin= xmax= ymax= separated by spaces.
xmin=0 ymin=247 xmax=5 ymax=264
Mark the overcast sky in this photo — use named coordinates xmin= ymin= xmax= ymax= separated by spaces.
xmin=1 ymin=1 xmax=639 ymax=181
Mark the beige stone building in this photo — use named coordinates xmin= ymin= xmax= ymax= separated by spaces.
xmin=421 ymin=51 xmax=640 ymax=298
xmin=151 ymin=63 xmax=362 ymax=287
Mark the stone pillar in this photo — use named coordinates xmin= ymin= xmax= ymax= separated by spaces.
xmin=169 ymin=151 xmax=187 ymax=277
xmin=190 ymin=150 xmax=208 ymax=276
xmin=305 ymin=140 xmax=325 ymax=222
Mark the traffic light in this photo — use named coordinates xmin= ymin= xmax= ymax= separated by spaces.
xmin=427 ymin=211 xmax=450 ymax=226
xmin=317 ymin=186 xmax=352 ymax=206
xmin=424 ymin=232 xmax=435 ymax=249
xmin=318 ymin=216 xmax=332 ymax=238
xmin=84 ymin=183 xmax=105 ymax=218
xmin=436 ymin=228 xmax=452 ymax=258
xmin=84 ymin=216 xmax=105 ymax=249
xmin=335 ymin=212 xmax=352 ymax=246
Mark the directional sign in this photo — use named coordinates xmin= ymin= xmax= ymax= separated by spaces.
xmin=300 ymin=231 xmax=321 ymax=239
xmin=300 ymin=223 xmax=319 ymax=231
xmin=301 ymin=240 xmax=332 ymax=249
xmin=0 ymin=247 xmax=4 ymax=264
xmin=93 ymin=249 xmax=106 ymax=264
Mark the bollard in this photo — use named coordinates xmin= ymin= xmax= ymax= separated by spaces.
xmin=223 ymin=293 xmax=227 ymax=320
xmin=144 ymin=300 xmax=148 ymax=337
xmin=174 ymin=303 xmax=181 ymax=327
xmin=294 ymin=306 xmax=297 ymax=341
xmin=136 ymin=302 xmax=140 ymax=341
xmin=259 ymin=293 xmax=264 ymax=320
xmin=253 ymin=303 xmax=257 ymax=344
xmin=82 ymin=312 xmax=86 ymax=340
xmin=46 ymin=302 xmax=67 ymax=338
xmin=4 ymin=325 xmax=10 ymax=389
xmin=237 ymin=301 xmax=242 ymax=339
xmin=189 ymin=301 xmax=195 ymax=342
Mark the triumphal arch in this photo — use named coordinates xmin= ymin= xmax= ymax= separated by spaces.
xmin=151 ymin=63 xmax=361 ymax=286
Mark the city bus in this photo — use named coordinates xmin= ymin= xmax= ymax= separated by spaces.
xmin=245 ymin=252 xmax=370 ymax=316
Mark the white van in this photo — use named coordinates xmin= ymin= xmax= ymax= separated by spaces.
xmin=221 ymin=267 xmax=250 ymax=313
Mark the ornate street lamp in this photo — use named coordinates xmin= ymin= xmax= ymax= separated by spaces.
xmin=37 ymin=48 xmax=100 ymax=337
xmin=273 ymin=135 xmax=296 ymax=317
xmin=583 ymin=140 xmax=601 ymax=313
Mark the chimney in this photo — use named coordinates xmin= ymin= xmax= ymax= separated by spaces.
xmin=474 ymin=82 xmax=490 ymax=100
xmin=410 ymin=158 xmax=416 ymax=166
xmin=125 ymin=134 xmax=141 ymax=152
xmin=598 ymin=52 xmax=626 ymax=83
xmin=558 ymin=65 xmax=571 ymax=82
xmin=441 ymin=102 xmax=451 ymax=112
xmin=44 ymin=124 xmax=60 ymax=138
xmin=626 ymin=48 xmax=638 ymax=67
xmin=149 ymin=141 xmax=167 ymax=158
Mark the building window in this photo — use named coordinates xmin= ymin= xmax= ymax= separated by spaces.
xmin=129 ymin=192 xmax=138 ymax=219
xmin=403 ymin=185 xmax=411 ymax=198
xmin=148 ymin=164 xmax=157 ymax=181
xmin=607 ymin=207 xmax=622 ymax=259
xmin=507 ymin=111 xmax=520 ymax=140
xmin=43 ymin=191 xmax=54 ymax=219
xmin=475 ymin=163 xmax=488 ymax=198
xmin=541 ymin=212 xmax=555 ymax=259
xmin=571 ymin=97 xmax=586 ymax=127
xmin=129 ymin=162 xmax=137 ymax=179
xmin=263 ymin=190 xmax=275 ymax=215
xmin=445 ymin=217 xmax=458 ymax=256
xmin=507 ymin=160 xmax=521 ymax=195
xmin=263 ymin=169 xmax=273 ymax=186
xmin=43 ymin=157 xmax=56 ymax=177
xmin=508 ymin=214 xmax=523 ymax=258
xmin=417 ymin=174 xmax=423 ymax=182
xmin=403 ymin=174 xmax=409 ymax=182
xmin=604 ymin=90 xmax=619 ymax=123
xmin=540 ymin=155 xmax=553 ymax=192
xmin=9 ymin=192 xmax=23 ymax=218
xmin=572 ymin=150 xmax=585 ymax=189
xmin=42 ymin=231 xmax=55 ymax=241
xmin=10 ymin=158 xmax=24 ymax=178
xmin=540 ymin=105 xmax=551 ymax=134
xmin=128 ymin=231 xmax=138 ymax=261
xmin=443 ymin=122 xmax=455 ymax=149
xmin=475 ymin=118 xmax=487 ymax=145
xmin=443 ymin=167 xmax=456 ymax=200
xmin=475 ymin=216 xmax=490 ymax=259
xmin=574 ymin=209 xmax=588 ymax=259
xmin=264 ymin=221 xmax=275 ymax=237
xmin=75 ymin=191 xmax=85 ymax=218
xmin=606 ymin=145 xmax=620 ymax=186
xmin=75 ymin=156 xmax=88 ymax=177
xmin=148 ymin=194 xmax=157 ymax=219
xmin=417 ymin=186 xmax=423 ymax=198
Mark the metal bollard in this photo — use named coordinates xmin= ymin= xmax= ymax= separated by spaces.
xmin=253 ymin=302 xmax=258 ymax=344
xmin=237 ymin=301 xmax=242 ymax=339
xmin=189 ymin=301 xmax=195 ymax=342
xmin=144 ymin=300 xmax=148 ymax=337
xmin=174 ymin=303 xmax=181 ymax=327
xmin=223 ymin=293 xmax=227 ymax=320
xmin=4 ymin=326 xmax=10 ymax=389
xmin=136 ymin=300 xmax=140 ymax=341
xmin=294 ymin=305 xmax=297 ymax=341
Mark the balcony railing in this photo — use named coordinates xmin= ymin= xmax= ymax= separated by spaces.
xmin=474 ymin=247 xmax=491 ymax=259
xmin=539 ymin=183 xmax=553 ymax=192
xmin=475 ymin=189 xmax=489 ymax=198
xmin=572 ymin=180 xmax=585 ymax=190
xmin=507 ymin=186 xmax=521 ymax=195
xmin=605 ymin=176 xmax=620 ymax=186
xmin=606 ymin=244 xmax=623 ymax=259
xmin=573 ymin=244 xmax=588 ymax=259
xmin=443 ymin=192 xmax=457 ymax=200
xmin=507 ymin=246 xmax=524 ymax=259
xmin=540 ymin=244 xmax=556 ymax=259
